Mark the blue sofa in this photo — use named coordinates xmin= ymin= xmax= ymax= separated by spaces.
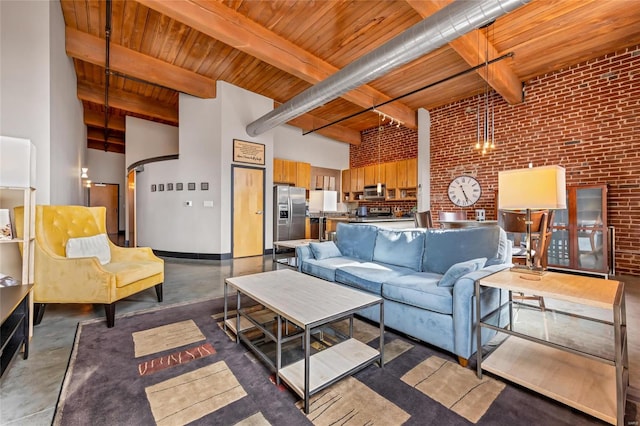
xmin=296 ymin=222 xmax=511 ymax=365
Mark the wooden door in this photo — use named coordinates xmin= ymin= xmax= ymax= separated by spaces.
xmin=233 ymin=166 xmax=264 ymax=258
xmin=89 ymin=183 xmax=119 ymax=241
xmin=127 ymin=170 xmax=136 ymax=247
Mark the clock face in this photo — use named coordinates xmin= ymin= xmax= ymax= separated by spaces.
xmin=448 ymin=176 xmax=481 ymax=207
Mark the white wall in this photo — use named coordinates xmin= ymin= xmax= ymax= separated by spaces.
xmin=87 ymin=150 xmax=126 ymax=230
xmin=0 ymin=1 xmax=84 ymax=205
xmin=136 ymin=82 xmax=274 ymax=255
xmin=49 ymin=1 xmax=85 ymax=205
xmin=273 ymin=125 xmax=350 ymax=170
xmin=125 ymin=116 xmax=179 ymax=169
xmin=1 ymin=1 xmax=51 ymax=204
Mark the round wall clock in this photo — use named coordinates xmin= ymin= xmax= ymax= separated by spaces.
xmin=447 ymin=176 xmax=481 ymax=207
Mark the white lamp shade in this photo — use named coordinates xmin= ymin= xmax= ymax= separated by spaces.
xmin=309 ymin=190 xmax=337 ymax=212
xmin=498 ymin=165 xmax=567 ymax=210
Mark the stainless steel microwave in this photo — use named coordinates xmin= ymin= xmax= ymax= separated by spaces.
xmin=363 ymin=185 xmax=385 ymax=200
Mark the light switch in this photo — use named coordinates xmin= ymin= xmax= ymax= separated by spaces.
xmin=203 ymin=200 xmax=214 ymax=207
xmin=185 ymin=201 xmax=192 ymax=207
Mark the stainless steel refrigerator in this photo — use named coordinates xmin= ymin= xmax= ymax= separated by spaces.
xmin=274 ymin=185 xmax=306 ymax=242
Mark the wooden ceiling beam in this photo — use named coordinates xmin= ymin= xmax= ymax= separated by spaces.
xmin=88 ymin=140 xmax=125 ymax=154
xmin=87 ymin=128 xmax=125 ymax=145
xmin=84 ymin=109 xmax=126 ymax=132
xmin=77 ymin=81 xmax=178 ymax=123
xmin=66 ymin=27 xmax=216 ymax=99
xmin=407 ymin=0 xmax=523 ymax=104
xmin=137 ymin=0 xmax=417 ymax=129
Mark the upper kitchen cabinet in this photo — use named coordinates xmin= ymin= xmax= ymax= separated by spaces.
xmin=342 ymin=169 xmax=351 ymax=200
xmin=396 ymin=159 xmax=417 ymax=189
xmin=295 ymin=162 xmax=311 ymax=190
xmin=273 ymin=158 xmax=297 ymax=185
xmin=350 ymin=167 xmax=364 ymax=193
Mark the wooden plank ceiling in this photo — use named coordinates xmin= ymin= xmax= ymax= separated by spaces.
xmin=60 ymin=0 xmax=640 ymax=153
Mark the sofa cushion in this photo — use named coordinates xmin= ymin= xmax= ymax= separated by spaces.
xmin=335 ymin=223 xmax=378 ymax=261
xmin=309 ymin=241 xmax=342 ymax=260
xmin=101 ymin=261 xmax=163 ymax=287
xmin=66 ymin=233 xmax=111 ymax=265
xmin=437 ymin=257 xmax=487 ymax=287
xmin=372 ymin=228 xmax=425 ymax=271
xmin=301 ymin=256 xmax=362 ymax=282
xmin=335 ymin=262 xmax=414 ymax=295
xmin=382 ymin=272 xmax=453 ymax=315
xmin=423 ymin=226 xmax=506 ymax=274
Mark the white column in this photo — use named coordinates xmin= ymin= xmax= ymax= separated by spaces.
xmin=417 ymin=108 xmax=431 ymax=211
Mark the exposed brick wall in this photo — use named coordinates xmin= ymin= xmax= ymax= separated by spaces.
xmin=352 ymin=45 xmax=640 ymax=275
xmin=352 ymin=124 xmax=418 ymax=214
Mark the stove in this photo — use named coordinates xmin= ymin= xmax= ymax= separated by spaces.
xmin=367 ymin=207 xmax=392 ymax=217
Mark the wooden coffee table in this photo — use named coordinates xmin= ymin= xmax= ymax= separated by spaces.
xmin=224 ymin=269 xmax=384 ymax=413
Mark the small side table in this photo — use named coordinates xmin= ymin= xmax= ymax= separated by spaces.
xmin=1 ymin=284 xmax=32 ymax=377
xmin=475 ymin=270 xmax=627 ymax=425
xmin=272 ymin=239 xmax=318 ymax=268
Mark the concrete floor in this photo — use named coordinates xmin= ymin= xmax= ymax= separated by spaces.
xmin=1 ymin=256 xmax=638 ymax=425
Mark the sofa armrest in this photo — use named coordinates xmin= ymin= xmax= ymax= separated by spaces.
xmin=452 ymin=264 xmax=509 ymax=359
xmin=296 ymin=245 xmax=313 ymax=272
xmin=33 ymin=242 xmax=114 ymax=304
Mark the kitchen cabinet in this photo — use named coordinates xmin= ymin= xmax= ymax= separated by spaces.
xmin=384 ymin=162 xmax=397 ymax=189
xmin=273 ymin=158 xmax=298 ymax=185
xmin=273 ymin=158 xmax=285 ymax=183
xmin=396 ymin=159 xmax=416 ymax=189
xmin=341 ymin=169 xmax=351 ymax=200
xmin=341 ymin=169 xmax=351 ymax=193
xmin=406 ymin=158 xmax=417 ymax=188
xmin=364 ymin=164 xmax=384 ymax=187
xmin=547 ymin=184 xmax=610 ymax=277
xmin=295 ymin=162 xmax=311 ymax=189
xmin=350 ymin=167 xmax=364 ymax=193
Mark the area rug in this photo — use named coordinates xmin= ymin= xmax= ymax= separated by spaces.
xmin=53 ymin=297 xmax=630 ymax=425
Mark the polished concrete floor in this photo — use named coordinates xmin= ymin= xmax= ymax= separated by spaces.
xmin=1 ymin=256 xmax=638 ymax=425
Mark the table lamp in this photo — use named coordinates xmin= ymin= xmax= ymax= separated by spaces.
xmin=498 ymin=165 xmax=566 ymax=274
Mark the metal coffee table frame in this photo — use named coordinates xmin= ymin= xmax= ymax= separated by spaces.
xmin=224 ymin=269 xmax=384 ymax=414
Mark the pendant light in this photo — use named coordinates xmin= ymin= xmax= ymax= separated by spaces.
xmin=377 ymin=112 xmax=382 ymax=195
xmin=475 ymin=24 xmax=496 ymax=155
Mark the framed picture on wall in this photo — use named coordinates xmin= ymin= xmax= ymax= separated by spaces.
xmin=188 ymin=182 xmax=196 ymax=191
xmin=167 ymin=183 xmax=174 ymax=191
xmin=159 ymin=184 xmax=165 ymax=191
xmin=201 ymin=182 xmax=209 ymax=190
xmin=151 ymin=184 xmax=157 ymax=192
xmin=233 ymin=139 xmax=265 ymax=165
xmin=176 ymin=183 xmax=183 ymax=191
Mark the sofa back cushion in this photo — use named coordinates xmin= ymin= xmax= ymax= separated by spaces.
xmin=335 ymin=223 xmax=378 ymax=261
xmin=373 ymin=228 xmax=425 ymax=271
xmin=422 ymin=226 xmax=507 ymax=274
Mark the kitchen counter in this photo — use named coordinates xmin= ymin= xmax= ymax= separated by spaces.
xmin=327 ymin=216 xmax=415 ymax=230
xmin=330 ymin=216 xmax=414 ymax=223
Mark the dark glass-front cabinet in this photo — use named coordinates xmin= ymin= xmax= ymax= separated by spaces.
xmin=547 ymin=184 xmax=609 ymax=276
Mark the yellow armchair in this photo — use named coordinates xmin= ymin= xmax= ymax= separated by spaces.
xmin=15 ymin=205 xmax=164 ymax=327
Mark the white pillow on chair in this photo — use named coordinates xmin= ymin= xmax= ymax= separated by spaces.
xmin=66 ymin=233 xmax=111 ymax=265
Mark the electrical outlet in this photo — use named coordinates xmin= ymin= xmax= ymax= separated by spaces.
xmin=185 ymin=201 xmax=192 ymax=207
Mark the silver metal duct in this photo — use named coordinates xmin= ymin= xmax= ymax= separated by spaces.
xmin=246 ymin=0 xmax=529 ymax=137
